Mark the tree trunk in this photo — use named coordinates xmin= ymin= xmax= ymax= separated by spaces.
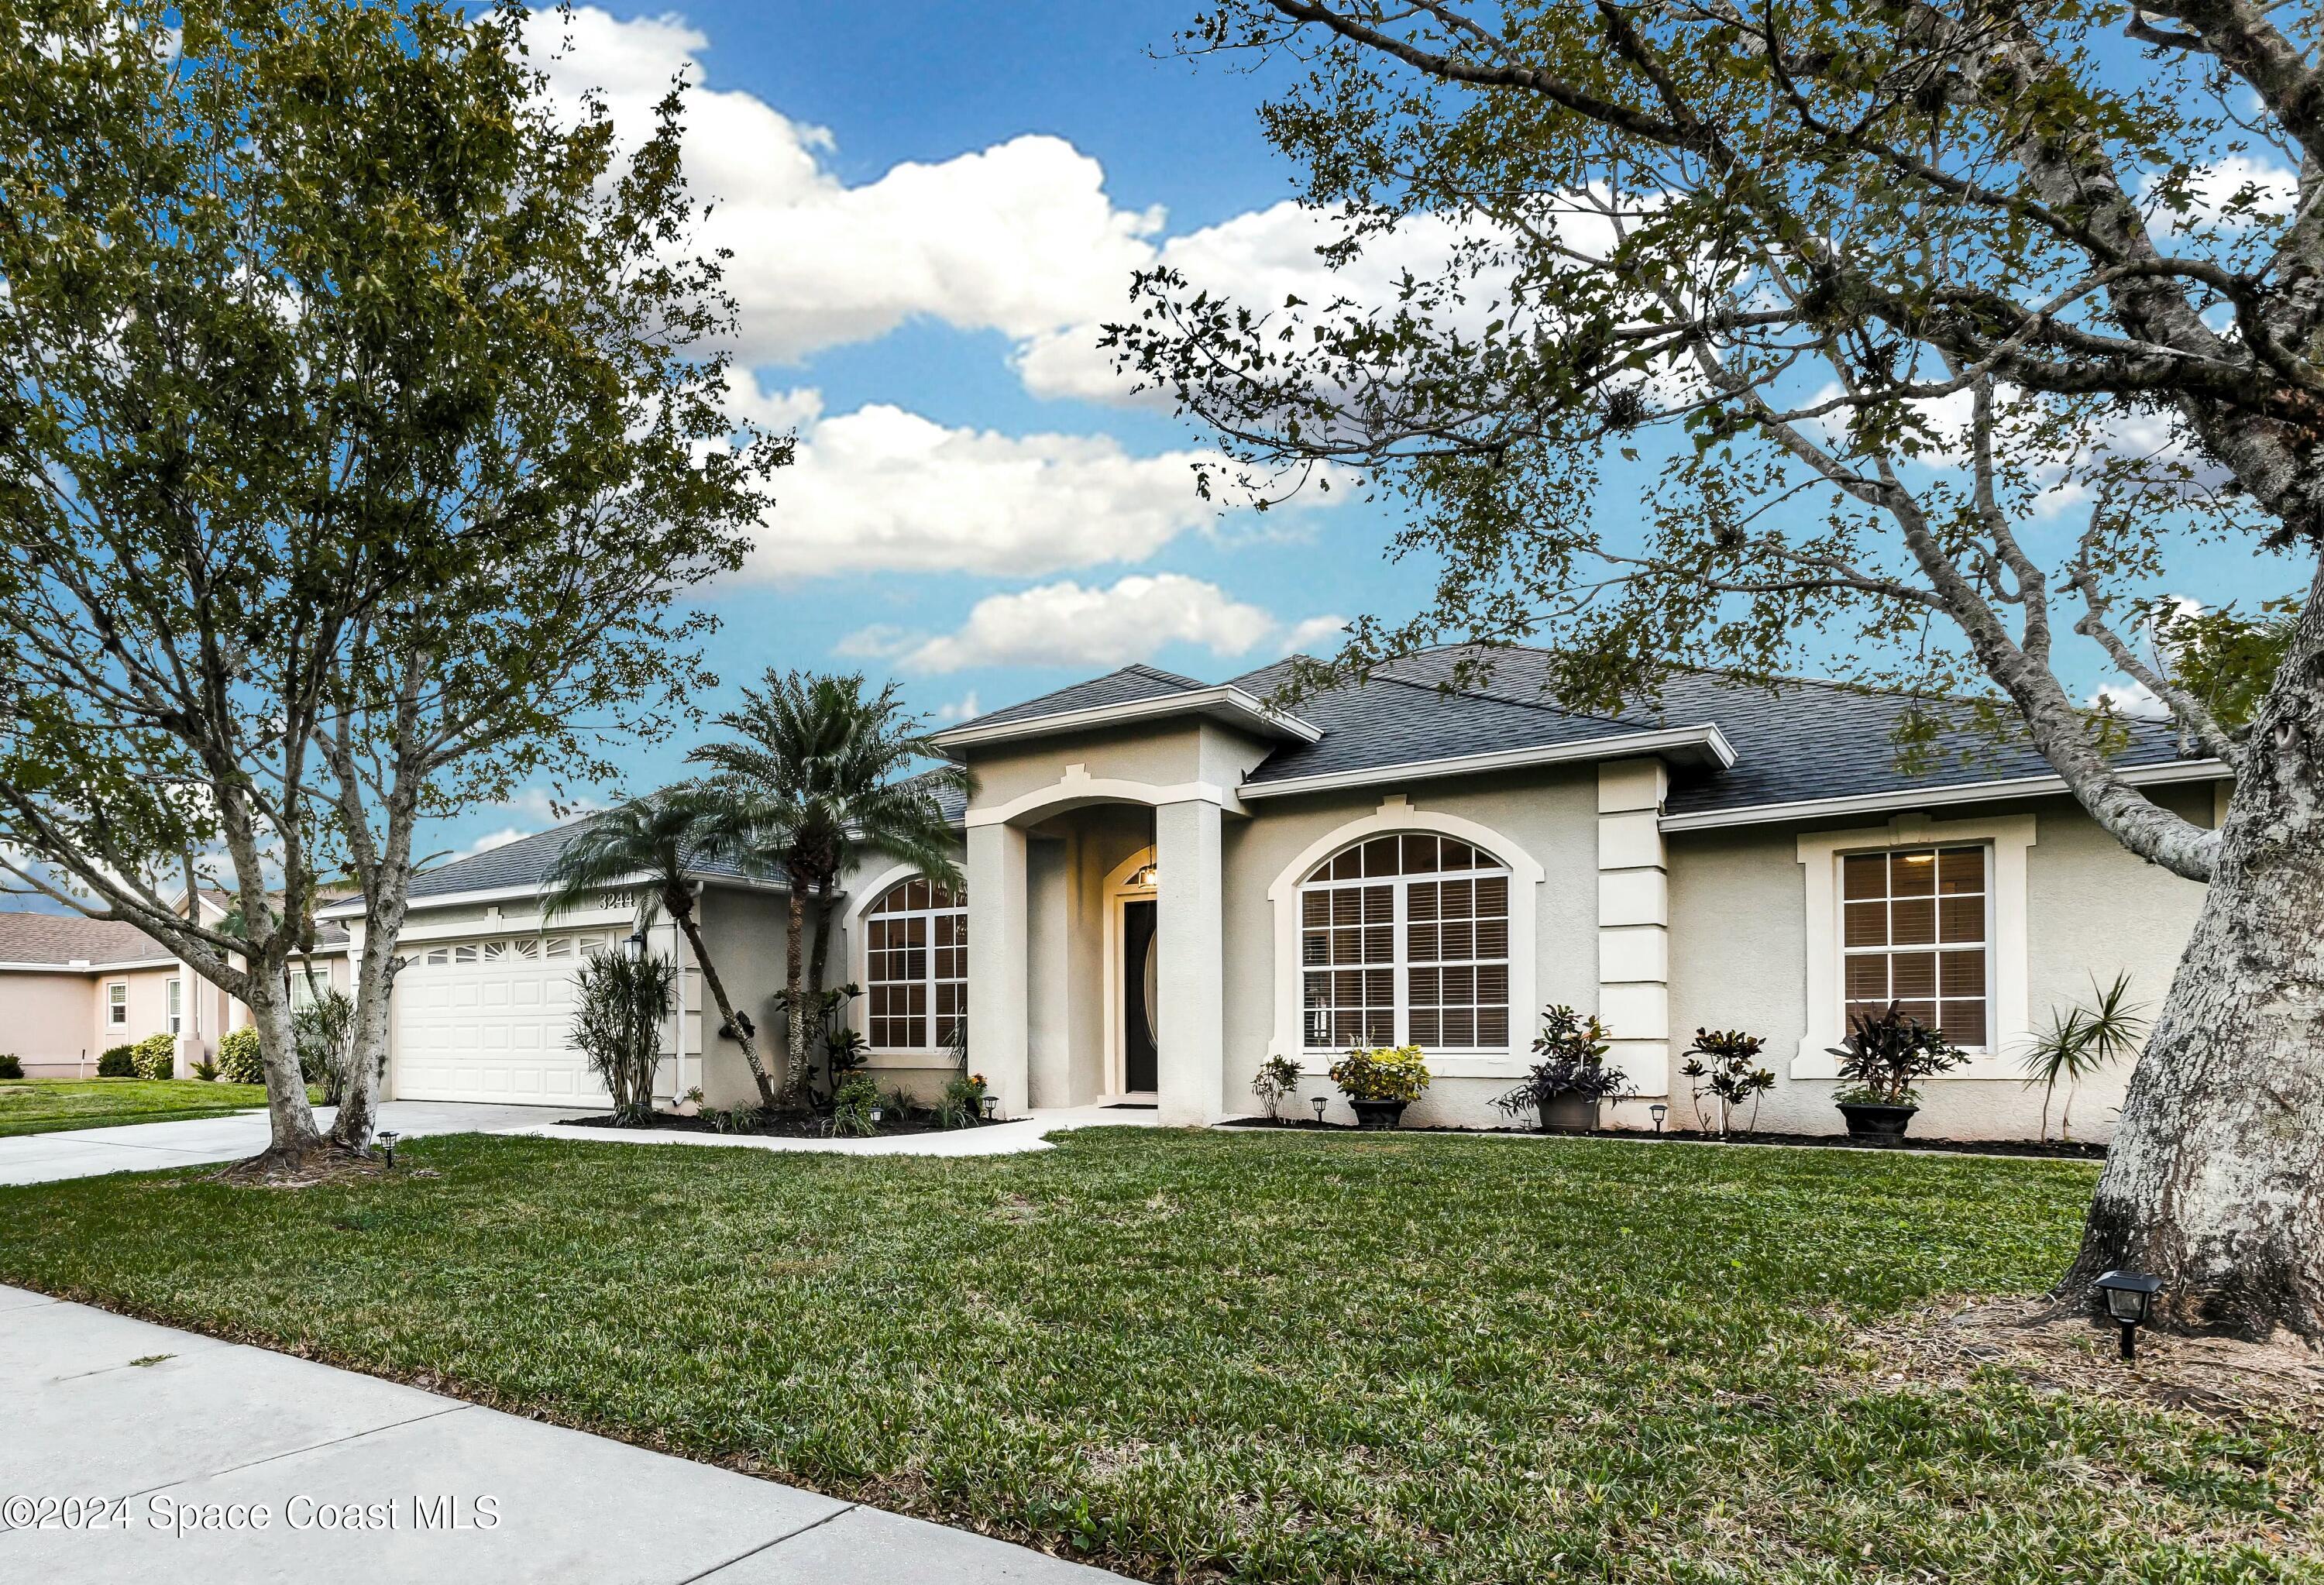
xmin=327 ymin=878 xmax=407 ymax=1153
xmin=246 ymin=962 xmax=328 ymax=1161
xmin=2056 ymin=559 xmax=2324 ymax=1341
xmin=781 ymin=882 xmax=810 ymax=1111
xmin=675 ymin=903 xmax=776 ymax=1110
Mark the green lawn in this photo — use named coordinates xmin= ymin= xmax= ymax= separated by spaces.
xmin=0 ymin=1077 xmax=284 ymax=1136
xmin=0 ymin=1129 xmax=2310 ymax=1582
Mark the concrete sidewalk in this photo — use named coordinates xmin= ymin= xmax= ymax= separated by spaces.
xmin=0 ymin=1286 xmax=1119 ymax=1583
xmin=0 ymin=1101 xmax=568 ymax=1187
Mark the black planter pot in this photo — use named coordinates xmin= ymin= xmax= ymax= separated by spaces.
xmin=1537 ymin=1095 xmax=1601 ymax=1134
xmin=1349 ymin=1099 xmax=1408 ymax=1131
xmin=1837 ymin=1102 xmax=1919 ymax=1139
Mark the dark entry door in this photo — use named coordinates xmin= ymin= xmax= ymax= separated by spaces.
xmin=1122 ymin=899 xmax=1159 ymax=1093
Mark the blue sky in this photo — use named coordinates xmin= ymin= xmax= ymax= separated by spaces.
xmin=425 ymin=2 xmax=2307 ymax=863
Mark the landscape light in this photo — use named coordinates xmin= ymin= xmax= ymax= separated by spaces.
xmin=377 ymin=1130 xmax=401 ymax=1168
xmin=2093 ymin=1270 xmax=2162 ymax=1362
xmin=1648 ymin=1102 xmax=1667 ymax=1133
xmin=982 ymin=1095 xmax=999 ymax=1122
xmin=1312 ymin=1095 xmax=1328 ymax=1126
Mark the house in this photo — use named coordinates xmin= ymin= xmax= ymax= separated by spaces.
xmin=0 ymin=903 xmax=351 ymax=1078
xmin=323 ymin=645 xmax=2226 ymax=1141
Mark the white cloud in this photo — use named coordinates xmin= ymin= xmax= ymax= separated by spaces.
xmin=1278 ymin=614 xmax=1349 ymax=655
xmin=2142 ymin=155 xmax=2300 ymax=236
xmin=493 ymin=786 xmax=601 ymax=826
xmin=869 ymin=574 xmax=1285 ymax=673
xmin=462 ymin=827 xmax=531 ymax=857
xmin=529 ymin=9 xmax=1163 ymax=366
xmin=1015 ymin=199 xmax=1511 ymax=407
xmin=932 ymin=692 xmax=981 ymax=724
xmin=741 ymin=382 xmax=1314 ymax=576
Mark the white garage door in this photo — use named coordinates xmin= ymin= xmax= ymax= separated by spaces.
xmin=393 ymin=932 xmax=610 ymax=1105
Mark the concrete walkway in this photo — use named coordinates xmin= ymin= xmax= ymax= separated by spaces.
xmin=0 ymin=1285 xmax=1120 ymax=1583
xmin=0 ymin=1102 xmax=1160 ymax=1185
xmin=0 ymin=1101 xmax=567 ymax=1187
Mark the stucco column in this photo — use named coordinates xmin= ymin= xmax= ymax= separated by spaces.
xmin=967 ymin=821 xmax=1030 ymax=1117
xmin=1597 ymin=757 xmax=1671 ymax=1099
xmin=1153 ymin=797 xmax=1225 ymax=1126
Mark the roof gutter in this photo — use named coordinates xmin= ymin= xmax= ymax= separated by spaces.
xmin=1657 ymin=757 xmax=2231 ymax=832
xmin=1237 ymin=724 xmax=1738 ymax=801
xmin=930 ymin=684 xmax=1323 ymax=751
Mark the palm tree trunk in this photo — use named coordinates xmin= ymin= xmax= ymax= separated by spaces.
xmin=676 ymin=905 xmax=775 ymax=1110
xmin=782 ymin=883 xmax=810 ymax=1111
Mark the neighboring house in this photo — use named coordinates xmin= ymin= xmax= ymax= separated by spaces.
xmin=0 ymin=903 xmax=350 ymax=1078
xmin=330 ymin=644 xmax=2226 ymax=1141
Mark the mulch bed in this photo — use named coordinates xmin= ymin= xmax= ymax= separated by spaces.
xmin=1220 ymin=1116 xmax=2106 ymax=1159
xmin=558 ymin=1110 xmax=947 ymax=1139
xmin=1856 ymin=1294 xmax=2324 ymax=1431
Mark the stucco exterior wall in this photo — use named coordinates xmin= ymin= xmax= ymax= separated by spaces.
xmin=1220 ymin=768 xmax=1603 ymax=1129
xmin=1666 ymin=787 xmax=2212 ymax=1140
xmin=4 ymin=971 xmax=107 ymax=1076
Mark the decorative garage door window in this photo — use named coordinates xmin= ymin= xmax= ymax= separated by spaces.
xmin=865 ymin=877 xmax=968 ymax=1051
xmin=415 ymin=933 xmax=606 ymax=968
xmin=1300 ymin=834 xmax=1511 ymax=1053
xmin=1841 ymin=844 xmax=1989 ymax=1047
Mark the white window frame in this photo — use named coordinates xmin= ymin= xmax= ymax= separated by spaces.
xmin=166 ymin=977 xmax=183 ymax=1035
xmin=852 ymin=868 xmax=968 ymax=1058
xmin=1794 ymin=812 xmax=2034 ymax=1080
xmin=1265 ymin=797 xmax=1544 ymax=1077
xmin=1297 ymin=848 xmax=1514 ymax=1057
xmin=1838 ymin=842 xmax=1993 ymax=1052
xmin=106 ymin=981 xmax=128 ymax=1028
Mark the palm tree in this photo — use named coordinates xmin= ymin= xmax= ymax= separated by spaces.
xmin=2019 ymin=972 xmax=2148 ymax=1143
xmin=690 ymin=671 xmax=968 ymax=1111
xmin=541 ymin=788 xmax=781 ymax=1110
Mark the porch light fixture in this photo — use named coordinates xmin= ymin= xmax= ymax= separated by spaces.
xmin=1648 ymin=1102 xmax=1667 ymax=1133
xmin=1311 ymin=1095 xmax=1328 ymax=1126
xmin=1132 ymin=861 xmax=1159 ymax=888
xmin=624 ymin=928 xmax=647 ymax=961
xmin=2094 ymin=1270 xmax=2162 ymax=1363
xmin=377 ymin=1130 xmax=401 ymax=1169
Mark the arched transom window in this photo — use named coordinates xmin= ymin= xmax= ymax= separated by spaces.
xmin=1300 ymin=834 xmax=1511 ymax=1053
xmin=865 ymin=876 xmax=968 ymax=1051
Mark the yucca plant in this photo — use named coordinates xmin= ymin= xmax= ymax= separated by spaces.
xmin=2020 ymin=973 xmax=2147 ymax=1144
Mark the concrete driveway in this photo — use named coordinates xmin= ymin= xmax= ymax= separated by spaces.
xmin=0 ymin=1101 xmax=568 ymax=1186
xmin=0 ymin=1286 xmax=1119 ymax=1583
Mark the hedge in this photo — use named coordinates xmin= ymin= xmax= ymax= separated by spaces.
xmin=97 ymin=1043 xmax=137 ymax=1078
xmin=132 ymin=1031 xmax=177 ymax=1081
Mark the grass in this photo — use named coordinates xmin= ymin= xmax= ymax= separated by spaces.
xmin=0 ymin=1077 xmax=287 ymax=1136
xmin=0 ymin=1129 xmax=2313 ymax=1582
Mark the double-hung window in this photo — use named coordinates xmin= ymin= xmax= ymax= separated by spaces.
xmin=106 ymin=982 xmax=128 ymax=1028
xmin=1841 ymin=844 xmax=1990 ymax=1047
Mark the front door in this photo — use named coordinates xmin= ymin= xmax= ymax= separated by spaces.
xmin=1122 ymin=898 xmax=1159 ymax=1094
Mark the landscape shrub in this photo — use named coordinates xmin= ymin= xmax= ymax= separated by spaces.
xmin=191 ymin=1059 xmax=219 ymax=1082
xmin=294 ymin=988 xmax=365 ymax=1104
xmin=97 ymin=1043 xmax=137 ymax=1078
xmin=935 ymin=1072 xmax=987 ymax=1129
xmin=1329 ymin=1044 xmax=1432 ymax=1104
xmin=830 ymin=1073 xmax=882 ymax=1137
xmin=0 ymin=1054 xmax=22 ymax=1080
xmin=215 ymin=1026 xmax=263 ymax=1085
xmin=1250 ymin=1054 xmax=1303 ymax=1122
xmin=132 ymin=1031 xmax=177 ymax=1081
xmin=569 ymin=945 xmax=674 ymax=1126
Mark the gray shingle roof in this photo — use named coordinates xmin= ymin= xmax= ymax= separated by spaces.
xmin=949 ymin=664 xmax=1207 ymax=731
xmin=969 ymin=642 xmax=2215 ymax=818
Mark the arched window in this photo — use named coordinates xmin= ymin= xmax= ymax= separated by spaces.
xmin=1300 ymin=834 xmax=1510 ymax=1053
xmin=864 ymin=876 xmax=968 ymax=1051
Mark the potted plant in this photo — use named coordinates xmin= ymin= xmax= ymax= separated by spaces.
xmin=1680 ymin=1028 xmax=1776 ymax=1137
xmin=1826 ymin=1001 xmax=1966 ymax=1138
xmin=1328 ymin=1044 xmax=1430 ymax=1129
xmin=1493 ymin=1005 xmax=1627 ymax=1133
